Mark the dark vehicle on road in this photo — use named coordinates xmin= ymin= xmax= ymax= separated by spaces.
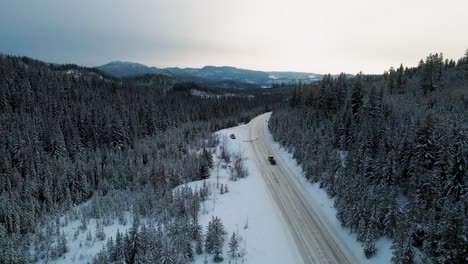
xmin=268 ymin=155 xmax=276 ymax=165
xmin=230 ymin=134 xmax=236 ymax=139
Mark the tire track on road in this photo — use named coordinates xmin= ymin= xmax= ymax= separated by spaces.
xmin=248 ymin=112 xmax=357 ymax=264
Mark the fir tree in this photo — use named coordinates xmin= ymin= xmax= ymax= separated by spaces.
xmin=205 ymin=216 xmax=227 ymax=257
xmin=199 ymin=162 xmax=210 ymax=180
xmin=397 ymin=64 xmax=405 ymax=90
xmin=57 ymin=233 xmax=68 ymax=257
xmin=351 ymin=74 xmax=363 ymax=117
xmin=391 ymin=215 xmax=414 ymax=264
xmin=228 ymin=232 xmax=239 ymax=258
xmin=446 ymin=131 xmax=466 ymax=201
xmin=202 ymin=148 xmax=214 ymax=169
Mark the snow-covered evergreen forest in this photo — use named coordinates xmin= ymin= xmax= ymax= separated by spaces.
xmin=0 ymin=55 xmax=276 ymax=263
xmin=269 ymin=51 xmax=468 ymax=263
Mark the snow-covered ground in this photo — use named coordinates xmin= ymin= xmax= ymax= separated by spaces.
xmin=189 ymin=89 xmax=236 ymax=98
xmin=190 ymin=118 xmax=393 ymax=263
xmin=42 ymin=116 xmax=393 ymax=264
xmin=263 ymin=124 xmax=393 ymax=263
xmin=185 ymin=123 xmax=302 ymax=264
xmin=36 ymin=212 xmax=132 ymax=264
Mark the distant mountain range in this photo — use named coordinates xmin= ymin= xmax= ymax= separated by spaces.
xmin=97 ymin=61 xmax=323 ymax=87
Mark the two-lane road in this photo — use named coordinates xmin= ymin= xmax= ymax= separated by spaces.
xmin=248 ymin=112 xmax=357 ymax=264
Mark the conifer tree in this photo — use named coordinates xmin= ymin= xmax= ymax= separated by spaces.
xmin=199 ymin=161 xmax=210 ymax=180
xmin=57 ymin=233 xmax=68 ymax=257
xmin=268 ymin=50 xmax=468 ymax=263
xmin=202 ymin=148 xmax=214 ymax=169
xmin=205 ymin=216 xmax=227 ymax=260
xmin=228 ymin=232 xmax=239 ymax=258
xmin=351 ymin=74 xmax=363 ymax=117
xmin=397 ymin=64 xmax=405 ymax=90
xmin=387 ymin=67 xmax=396 ymax=94
xmin=446 ymin=131 xmax=466 ymax=201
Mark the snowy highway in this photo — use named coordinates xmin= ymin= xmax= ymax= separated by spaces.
xmin=249 ymin=112 xmax=358 ymax=264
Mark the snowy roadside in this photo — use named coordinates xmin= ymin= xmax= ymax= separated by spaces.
xmin=263 ymin=123 xmax=393 ymax=264
xmin=39 ymin=115 xmax=393 ymax=264
xmin=183 ymin=123 xmax=302 ymax=264
xmin=33 ymin=120 xmax=301 ymax=264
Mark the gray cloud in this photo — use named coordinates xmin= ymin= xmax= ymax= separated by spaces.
xmin=1 ymin=0 xmax=467 ymax=73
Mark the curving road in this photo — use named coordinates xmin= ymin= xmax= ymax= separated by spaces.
xmin=248 ymin=112 xmax=357 ymax=264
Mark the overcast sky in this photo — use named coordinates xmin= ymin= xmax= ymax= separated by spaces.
xmin=1 ymin=0 xmax=467 ymax=74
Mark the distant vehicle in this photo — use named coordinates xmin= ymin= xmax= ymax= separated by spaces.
xmin=268 ymin=155 xmax=276 ymax=165
xmin=230 ymin=134 xmax=236 ymax=139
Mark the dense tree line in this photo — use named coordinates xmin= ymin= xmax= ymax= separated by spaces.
xmin=0 ymin=55 xmax=275 ymax=262
xmin=269 ymin=50 xmax=468 ymax=263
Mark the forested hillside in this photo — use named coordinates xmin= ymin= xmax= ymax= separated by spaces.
xmin=269 ymin=51 xmax=468 ymax=263
xmin=0 ymin=55 xmax=276 ymax=263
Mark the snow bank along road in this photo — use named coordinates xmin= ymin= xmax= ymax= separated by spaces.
xmin=249 ymin=112 xmax=358 ymax=264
